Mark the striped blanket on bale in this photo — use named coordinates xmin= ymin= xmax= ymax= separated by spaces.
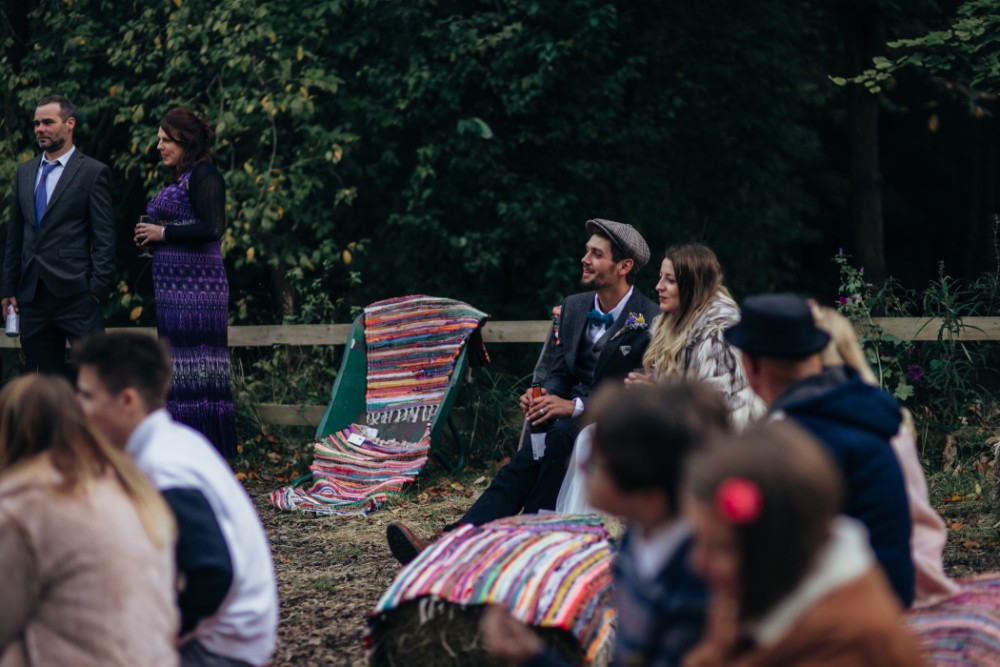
xmin=269 ymin=295 xmax=489 ymax=515
xmin=367 ymin=514 xmax=617 ymax=667
xmin=906 ymin=573 xmax=1000 ymax=666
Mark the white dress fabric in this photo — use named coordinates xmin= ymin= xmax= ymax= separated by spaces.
xmin=555 ymin=423 xmax=601 ymax=515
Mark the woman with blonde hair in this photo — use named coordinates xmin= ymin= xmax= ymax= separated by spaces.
xmin=558 ymin=244 xmax=762 ymax=513
xmin=629 ymin=243 xmax=763 ymax=429
xmin=809 ymin=303 xmax=960 ymax=606
xmin=0 ymin=375 xmax=178 ymax=666
xmin=810 ymin=305 xmax=1000 ymax=665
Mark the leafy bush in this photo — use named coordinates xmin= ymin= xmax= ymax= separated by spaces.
xmin=833 ymin=249 xmax=1000 ymax=465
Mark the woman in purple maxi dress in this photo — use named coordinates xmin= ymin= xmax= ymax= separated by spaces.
xmin=135 ymin=107 xmax=236 ymax=457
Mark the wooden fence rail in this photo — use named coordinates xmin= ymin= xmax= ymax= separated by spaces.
xmin=3 ymin=317 xmax=997 ymax=427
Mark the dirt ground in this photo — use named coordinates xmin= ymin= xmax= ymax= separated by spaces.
xmin=255 ymin=468 xmax=1000 ymax=667
xmin=256 ymin=471 xmax=487 ymax=667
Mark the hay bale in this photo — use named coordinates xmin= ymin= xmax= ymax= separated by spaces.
xmin=367 ymin=515 xmax=617 ymax=666
xmin=368 ymin=600 xmax=589 ymax=667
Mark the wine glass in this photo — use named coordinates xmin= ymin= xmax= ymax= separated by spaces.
xmin=136 ymin=215 xmax=153 ymax=259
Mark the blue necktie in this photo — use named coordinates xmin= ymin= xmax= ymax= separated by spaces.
xmin=34 ymin=161 xmax=59 ymax=229
xmin=587 ymin=308 xmax=615 ymax=329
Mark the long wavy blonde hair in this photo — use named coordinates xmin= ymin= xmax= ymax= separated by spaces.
xmin=643 ymin=243 xmax=730 ymax=377
xmin=0 ymin=375 xmax=175 ymax=548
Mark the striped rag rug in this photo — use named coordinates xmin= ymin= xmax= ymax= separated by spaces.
xmin=364 ymin=295 xmax=489 ymax=420
xmin=269 ymin=295 xmax=488 ymax=516
xmin=368 ymin=514 xmax=616 ymax=663
xmin=906 ymin=573 xmax=1000 ymax=666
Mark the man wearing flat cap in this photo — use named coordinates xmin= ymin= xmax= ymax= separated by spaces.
xmin=387 ymin=219 xmax=659 ymax=565
xmin=724 ymin=293 xmax=915 ymax=609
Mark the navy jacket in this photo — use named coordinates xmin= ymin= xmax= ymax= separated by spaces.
xmin=772 ymin=366 xmax=915 ymax=608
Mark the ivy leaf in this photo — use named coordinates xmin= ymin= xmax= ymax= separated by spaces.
xmin=456 ymin=117 xmax=494 ymax=140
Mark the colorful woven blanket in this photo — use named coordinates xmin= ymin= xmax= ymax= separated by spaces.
xmin=906 ymin=573 xmax=1000 ymax=666
xmin=364 ymin=295 xmax=489 ymax=420
xmin=269 ymin=424 xmax=432 ymax=515
xmin=269 ymin=295 xmax=488 ymax=515
xmin=369 ymin=514 xmax=616 ymax=663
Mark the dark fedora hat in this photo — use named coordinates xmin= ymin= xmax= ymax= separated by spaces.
xmin=724 ymin=293 xmax=831 ymax=358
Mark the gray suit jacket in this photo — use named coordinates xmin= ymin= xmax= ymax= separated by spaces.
xmin=543 ymin=289 xmax=660 ymax=403
xmin=2 ymin=150 xmax=116 ymax=301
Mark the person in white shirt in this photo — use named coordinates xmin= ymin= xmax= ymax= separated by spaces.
xmin=74 ymin=332 xmax=278 ymax=667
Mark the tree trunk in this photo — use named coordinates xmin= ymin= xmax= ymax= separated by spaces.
xmin=844 ymin=4 xmax=888 ymax=282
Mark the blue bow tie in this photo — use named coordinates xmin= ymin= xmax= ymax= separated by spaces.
xmin=587 ymin=309 xmax=615 ymax=329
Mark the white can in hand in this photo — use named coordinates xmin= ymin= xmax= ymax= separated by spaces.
xmin=5 ymin=304 xmax=19 ymax=338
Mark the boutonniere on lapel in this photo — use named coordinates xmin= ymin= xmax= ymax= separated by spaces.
xmin=610 ymin=312 xmax=649 ymax=341
xmin=551 ymin=305 xmax=563 ymax=346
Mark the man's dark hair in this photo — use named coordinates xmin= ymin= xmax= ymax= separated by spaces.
xmin=587 ymin=380 xmax=730 ymax=510
xmin=591 ymin=228 xmax=637 ymax=284
xmin=36 ymin=95 xmax=76 ymax=122
xmin=73 ymin=332 xmax=172 ymax=408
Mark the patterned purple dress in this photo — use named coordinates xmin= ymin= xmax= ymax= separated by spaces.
xmin=147 ymin=165 xmax=236 ymax=457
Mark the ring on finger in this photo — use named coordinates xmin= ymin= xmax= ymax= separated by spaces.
xmin=539 ymin=407 xmax=546 ymax=416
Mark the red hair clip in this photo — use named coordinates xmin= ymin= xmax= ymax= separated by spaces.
xmin=715 ymin=477 xmax=762 ymax=524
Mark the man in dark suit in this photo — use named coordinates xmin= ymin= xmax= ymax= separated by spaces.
xmin=2 ymin=95 xmax=115 ymax=376
xmin=387 ymin=219 xmax=659 ymax=564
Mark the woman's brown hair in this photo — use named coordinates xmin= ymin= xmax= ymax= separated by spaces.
xmin=0 ymin=375 xmax=174 ymax=548
xmin=685 ymin=421 xmax=842 ymax=621
xmin=643 ymin=243 xmax=731 ymax=377
xmin=159 ymin=106 xmax=215 ymax=182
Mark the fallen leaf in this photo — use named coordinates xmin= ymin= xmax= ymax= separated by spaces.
xmin=950 ymin=522 xmax=964 ymax=531
xmin=473 ymin=476 xmax=487 ymax=485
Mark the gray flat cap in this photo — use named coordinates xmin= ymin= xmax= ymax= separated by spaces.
xmin=585 ymin=218 xmax=651 ymax=271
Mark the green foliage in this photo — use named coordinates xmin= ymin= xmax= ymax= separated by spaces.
xmin=453 ymin=368 xmax=529 ymax=466
xmin=0 ymin=0 xmax=361 ymax=325
xmin=1 ymin=0 xmax=830 ymax=330
xmin=834 ymin=250 xmax=915 ymax=401
xmin=833 ymin=250 xmax=1000 ymax=464
xmin=837 ymin=0 xmax=1000 ymax=103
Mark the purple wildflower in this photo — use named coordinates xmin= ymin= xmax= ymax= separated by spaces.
xmin=907 ymin=364 xmax=924 ymax=382
xmin=838 ymin=247 xmax=844 ymax=255
xmin=839 ymin=296 xmax=848 ymax=306
xmin=851 ymin=295 xmax=858 ymax=303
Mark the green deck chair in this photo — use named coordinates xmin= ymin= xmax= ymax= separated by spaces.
xmin=314 ymin=314 xmax=470 ymax=473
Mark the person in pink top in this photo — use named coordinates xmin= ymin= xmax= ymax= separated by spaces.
xmin=809 ymin=305 xmax=1000 ymax=664
xmin=810 ymin=304 xmax=960 ymax=606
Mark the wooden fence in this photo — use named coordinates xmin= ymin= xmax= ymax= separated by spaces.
xmin=4 ymin=317 xmax=997 ymax=427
